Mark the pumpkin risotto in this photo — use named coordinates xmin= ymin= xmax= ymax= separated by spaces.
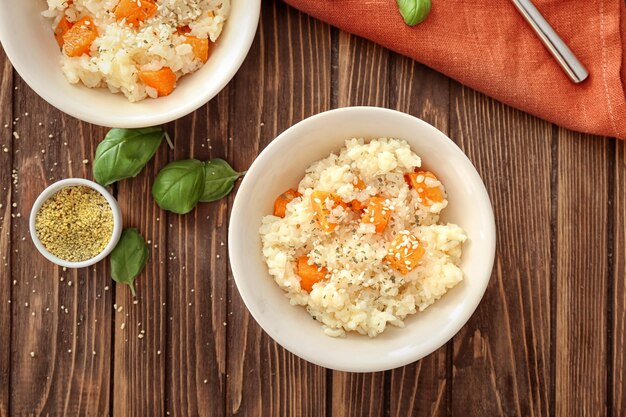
xmin=43 ymin=0 xmax=229 ymax=101
xmin=259 ymin=138 xmax=467 ymax=337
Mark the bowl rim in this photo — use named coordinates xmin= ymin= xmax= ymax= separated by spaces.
xmin=29 ymin=178 xmax=123 ymax=268
xmin=229 ymin=106 xmax=496 ymax=372
xmin=0 ymin=0 xmax=261 ymax=127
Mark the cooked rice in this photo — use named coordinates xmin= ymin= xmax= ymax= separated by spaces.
xmin=260 ymin=138 xmax=467 ymax=337
xmin=43 ymin=0 xmax=229 ymax=101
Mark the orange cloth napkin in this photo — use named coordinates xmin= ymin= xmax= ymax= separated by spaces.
xmin=284 ymin=0 xmax=626 ymax=139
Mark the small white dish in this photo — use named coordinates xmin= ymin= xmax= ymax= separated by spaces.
xmin=229 ymin=107 xmax=496 ymax=372
xmin=0 ymin=0 xmax=260 ymax=127
xmin=29 ymin=178 xmax=123 ymax=269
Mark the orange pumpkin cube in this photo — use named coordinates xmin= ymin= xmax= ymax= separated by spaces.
xmin=385 ymin=231 xmax=425 ymax=275
xmin=405 ymin=170 xmax=444 ymax=206
xmin=54 ymin=16 xmax=73 ymax=48
xmin=296 ymin=256 xmax=328 ymax=292
xmin=114 ymin=0 xmax=158 ymax=27
xmin=63 ymin=16 xmax=98 ymax=57
xmin=183 ymin=35 xmax=211 ymax=63
xmin=310 ymin=190 xmax=345 ymax=233
xmin=273 ymin=188 xmax=301 ymax=218
xmin=349 ymin=199 xmax=366 ymax=212
xmin=139 ymin=67 xmax=177 ymax=97
xmin=361 ymin=196 xmax=392 ymax=233
xmin=353 ymin=177 xmax=366 ymax=190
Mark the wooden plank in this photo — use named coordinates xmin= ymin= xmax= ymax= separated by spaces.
xmin=0 ymin=49 xmax=13 ymax=417
xmin=449 ymin=85 xmax=552 ymax=417
xmin=332 ymin=31 xmax=389 ymax=417
xmin=10 ymin=77 xmax=111 ymax=414
xmin=555 ymin=131 xmax=609 ymax=417
xmin=164 ymin=90 xmax=230 ymax=417
xmin=113 ymin=131 xmax=169 ymax=415
xmin=336 ymin=32 xmax=388 ymax=108
xmin=226 ymin=2 xmax=330 ymax=416
xmin=387 ymin=56 xmax=450 ymax=417
xmin=614 ymin=139 xmax=625 ymax=415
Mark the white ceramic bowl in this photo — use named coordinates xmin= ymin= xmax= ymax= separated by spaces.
xmin=229 ymin=107 xmax=496 ymax=372
xmin=29 ymin=178 xmax=123 ymax=268
xmin=0 ymin=1 xmax=260 ymax=127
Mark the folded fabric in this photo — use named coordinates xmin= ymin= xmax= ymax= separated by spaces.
xmin=284 ymin=0 xmax=626 ymax=139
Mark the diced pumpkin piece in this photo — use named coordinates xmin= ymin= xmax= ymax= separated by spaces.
xmin=296 ymin=255 xmax=328 ymax=292
xmin=311 ymin=191 xmax=345 ymax=232
xmin=273 ymin=188 xmax=301 ymax=218
xmin=183 ymin=35 xmax=210 ymax=63
xmin=177 ymin=25 xmax=192 ymax=34
xmin=139 ymin=67 xmax=177 ymax=97
xmin=361 ymin=196 xmax=392 ymax=233
xmin=62 ymin=16 xmax=98 ymax=57
xmin=405 ymin=170 xmax=444 ymax=206
xmin=353 ymin=177 xmax=366 ymax=190
xmin=349 ymin=199 xmax=366 ymax=212
xmin=114 ymin=0 xmax=157 ymax=27
xmin=54 ymin=16 xmax=73 ymax=48
xmin=385 ymin=231 xmax=425 ymax=275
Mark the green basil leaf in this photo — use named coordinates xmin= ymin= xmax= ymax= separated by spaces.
xmin=200 ymin=159 xmax=243 ymax=202
xmin=110 ymin=228 xmax=149 ymax=297
xmin=152 ymin=159 xmax=205 ymax=214
xmin=396 ymin=0 xmax=431 ymax=26
xmin=93 ymin=127 xmax=164 ymax=186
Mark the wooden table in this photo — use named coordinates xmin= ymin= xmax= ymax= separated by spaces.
xmin=1 ymin=1 xmax=624 ymax=416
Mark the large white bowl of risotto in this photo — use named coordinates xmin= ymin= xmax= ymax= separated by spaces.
xmin=0 ymin=0 xmax=259 ymax=126
xmin=229 ymin=107 xmax=496 ymax=372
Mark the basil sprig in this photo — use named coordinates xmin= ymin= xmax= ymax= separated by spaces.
xmin=110 ymin=228 xmax=149 ymax=296
xmin=152 ymin=159 xmax=206 ymax=214
xmin=152 ymin=159 xmax=243 ymax=214
xmin=93 ymin=127 xmax=165 ymax=186
xmin=200 ymin=159 xmax=244 ymax=202
xmin=396 ymin=0 xmax=431 ymax=26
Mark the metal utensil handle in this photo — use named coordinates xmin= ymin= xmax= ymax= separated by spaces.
xmin=511 ymin=0 xmax=589 ymax=83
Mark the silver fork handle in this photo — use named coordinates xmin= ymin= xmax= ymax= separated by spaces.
xmin=510 ymin=0 xmax=589 ymax=83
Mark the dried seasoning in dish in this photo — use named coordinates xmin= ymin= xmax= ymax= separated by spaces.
xmin=35 ymin=186 xmax=114 ymax=262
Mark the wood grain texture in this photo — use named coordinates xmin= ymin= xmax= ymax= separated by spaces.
xmin=336 ymin=31 xmax=388 ymax=108
xmin=165 ymin=91 xmax=230 ymax=417
xmin=226 ymin=2 xmax=330 ymax=416
xmin=450 ymin=85 xmax=553 ymax=417
xmin=387 ymin=56 xmax=450 ymax=417
xmin=614 ymin=139 xmax=625 ymax=416
xmin=555 ymin=131 xmax=609 ymax=417
xmin=0 ymin=49 xmax=13 ymax=417
xmin=10 ymin=78 xmax=111 ymax=415
xmin=113 ymin=131 xmax=169 ymax=416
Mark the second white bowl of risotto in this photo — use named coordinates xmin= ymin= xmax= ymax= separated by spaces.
xmin=0 ymin=0 xmax=260 ymax=127
xmin=229 ymin=107 xmax=496 ymax=372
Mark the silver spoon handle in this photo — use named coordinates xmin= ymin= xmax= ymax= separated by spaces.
xmin=510 ymin=0 xmax=589 ymax=83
